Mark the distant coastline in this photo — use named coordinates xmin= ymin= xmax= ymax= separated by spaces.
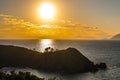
xmin=111 ymin=33 xmax=120 ymax=40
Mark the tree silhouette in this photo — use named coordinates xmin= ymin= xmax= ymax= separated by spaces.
xmin=44 ymin=47 xmax=54 ymax=52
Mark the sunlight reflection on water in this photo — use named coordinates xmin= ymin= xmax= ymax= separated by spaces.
xmin=39 ymin=39 xmax=55 ymax=52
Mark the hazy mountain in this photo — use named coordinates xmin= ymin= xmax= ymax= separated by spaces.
xmin=111 ymin=33 xmax=120 ymax=40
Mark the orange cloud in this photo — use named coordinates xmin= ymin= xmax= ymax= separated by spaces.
xmin=0 ymin=14 xmax=110 ymax=40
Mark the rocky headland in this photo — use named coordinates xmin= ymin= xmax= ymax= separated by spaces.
xmin=0 ymin=45 xmax=107 ymax=74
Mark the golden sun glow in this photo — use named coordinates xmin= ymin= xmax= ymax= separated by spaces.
xmin=40 ymin=39 xmax=54 ymax=52
xmin=39 ymin=3 xmax=56 ymax=20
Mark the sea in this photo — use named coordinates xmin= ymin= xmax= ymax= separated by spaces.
xmin=0 ymin=39 xmax=120 ymax=80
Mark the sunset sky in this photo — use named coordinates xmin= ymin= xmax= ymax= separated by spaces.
xmin=0 ymin=0 xmax=120 ymax=40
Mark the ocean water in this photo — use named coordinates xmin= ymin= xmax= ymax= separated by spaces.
xmin=0 ymin=39 xmax=120 ymax=80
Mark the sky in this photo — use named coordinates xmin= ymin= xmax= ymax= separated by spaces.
xmin=0 ymin=0 xmax=120 ymax=40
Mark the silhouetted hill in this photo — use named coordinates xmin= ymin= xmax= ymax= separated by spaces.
xmin=0 ymin=45 xmax=107 ymax=74
xmin=111 ymin=33 xmax=120 ymax=40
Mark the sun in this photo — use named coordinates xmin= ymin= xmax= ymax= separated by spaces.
xmin=39 ymin=3 xmax=56 ymax=21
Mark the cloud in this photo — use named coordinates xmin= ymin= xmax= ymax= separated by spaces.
xmin=0 ymin=14 xmax=13 ymax=17
xmin=0 ymin=13 xmax=110 ymax=40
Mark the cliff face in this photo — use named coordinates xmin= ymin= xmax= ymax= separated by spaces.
xmin=0 ymin=45 xmax=106 ymax=74
xmin=111 ymin=34 xmax=120 ymax=40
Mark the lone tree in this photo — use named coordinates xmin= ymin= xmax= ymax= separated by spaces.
xmin=44 ymin=47 xmax=54 ymax=53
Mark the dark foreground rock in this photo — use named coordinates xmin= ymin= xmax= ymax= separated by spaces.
xmin=0 ymin=45 xmax=107 ymax=74
xmin=95 ymin=63 xmax=107 ymax=69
